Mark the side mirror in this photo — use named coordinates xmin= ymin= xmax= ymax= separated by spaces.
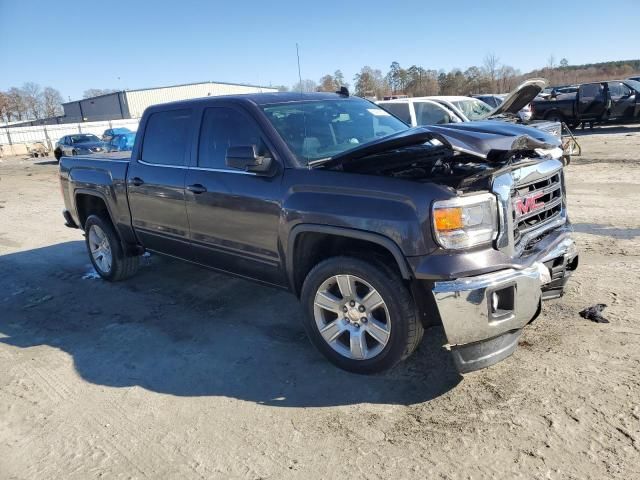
xmin=225 ymin=145 xmax=273 ymax=174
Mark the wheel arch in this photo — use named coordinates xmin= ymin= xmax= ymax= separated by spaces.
xmin=74 ymin=189 xmax=115 ymax=230
xmin=286 ymin=224 xmax=412 ymax=296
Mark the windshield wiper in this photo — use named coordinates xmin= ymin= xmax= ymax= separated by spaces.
xmin=307 ymin=157 xmax=333 ymax=168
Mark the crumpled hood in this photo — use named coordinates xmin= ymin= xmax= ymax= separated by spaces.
xmin=483 ymin=78 xmax=546 ymax=118
xmin=422 ymin=120 xmax=561 ymax=158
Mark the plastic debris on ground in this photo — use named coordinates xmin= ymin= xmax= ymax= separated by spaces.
xmin=579 ymin=304 xmax=610 ymax=323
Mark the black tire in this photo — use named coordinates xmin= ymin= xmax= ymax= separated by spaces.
xmin=54 ymin=149 xmax=62 ymax=161
xmin=84 ymin=214 xmax=139 ymax=281
xmin=300 ymin=256 xmax=423 ymax=374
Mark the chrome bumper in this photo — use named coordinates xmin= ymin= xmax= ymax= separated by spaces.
xmin=432 ymin=235 xmax=577 ymax=372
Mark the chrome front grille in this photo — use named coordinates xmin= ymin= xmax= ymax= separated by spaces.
xmin=512 ymin=170 xmax=563 ymax=245
xmin=492 ymin=158 xmax=567 ymax=257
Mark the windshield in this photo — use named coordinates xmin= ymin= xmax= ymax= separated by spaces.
xmin=451 ymin=99 xmax=493 ymax=120
xmin=261 ymin=98 xmax=408 ymax=163
xmin=70 ymin=134 xmax=100 ymax=144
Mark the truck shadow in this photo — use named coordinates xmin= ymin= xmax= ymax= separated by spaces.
xmin=0 ymin=242 xmax=462 ymax=407
xmin=571 ymin=124 xmax=640 ymax=136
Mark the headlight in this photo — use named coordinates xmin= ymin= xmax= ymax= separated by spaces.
xmin=535 ymin=146 xmax=563 ymax=159
xmin=432 ymin=194 xmax=498 ymax=249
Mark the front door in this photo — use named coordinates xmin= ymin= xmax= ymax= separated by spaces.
xmin=608 ymin=82 xmax=637 ymax=120
xmin=184 ymin=105 xmax=285 ymax=286
xmin=127 ymin=108 xmax=194 ymax=257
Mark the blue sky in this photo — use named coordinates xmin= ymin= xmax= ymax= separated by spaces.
xmin=1 ymin=0 xmax=637 ymax=100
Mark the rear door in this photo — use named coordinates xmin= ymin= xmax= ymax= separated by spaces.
xmin=126 ymin=108 xmax=194 ymax=257
xmin=577 ymin=83 xmax=608 ymax=120
xmin=184 ymin=105 xmax=285 ymax=286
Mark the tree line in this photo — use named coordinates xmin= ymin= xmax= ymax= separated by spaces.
xmin=0 ymin=86 xmax=121 ymax=124
xmin=2 ymin=58 xmax=639 ymax=123
xmin=0 ymin=83 xmax=65 ymax=123
xmin=290 ymin=57 xmax=640 ymax=98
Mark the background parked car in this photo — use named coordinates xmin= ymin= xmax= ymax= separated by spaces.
xmin=377 ymin=79 xmax=580 ymax=163
xmin=472 ymin=94 xmax=532 ymax=122
xmin=628 ymin=76 xmax=640 ymax=82
xmin=101 ymin=127 xmax=133 ymax=143
xmin=378 ymin=79 xmax=561 ymax=139
xmin=104 ymin=132 xmax=136 ymax=152
xmin=54 ymin=134 xmax=105 ymax=161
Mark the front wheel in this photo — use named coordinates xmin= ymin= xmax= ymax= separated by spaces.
xmin=300 ymin=256 xmax=423 ymax=374
xmin=84 ymin=215 xmax=139 ymax=281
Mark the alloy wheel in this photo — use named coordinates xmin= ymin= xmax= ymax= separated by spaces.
xmin=313 ymin=274 xmax=391 ymax=360
xmin=88 ymin=225 xmax=112 ymax=274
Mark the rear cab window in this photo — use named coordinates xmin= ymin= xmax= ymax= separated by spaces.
xmin=141 ymin=109 xmax=193 ymax=166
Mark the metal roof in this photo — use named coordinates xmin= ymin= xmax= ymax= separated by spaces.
xmin=62 ymin=80 xmax=276 ymax=105
xmin=141 ymin=91 xmax=353 ymax=111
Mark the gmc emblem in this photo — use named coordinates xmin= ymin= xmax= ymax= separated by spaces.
xmin=515 ymin=192 xmax=545 ymax=216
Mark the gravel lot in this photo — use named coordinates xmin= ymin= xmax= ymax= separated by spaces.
xmin=1 ymin=126 xmax=639 ymax=479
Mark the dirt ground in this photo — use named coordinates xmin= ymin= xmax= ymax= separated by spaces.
xmin=1 ymin=126 xmax=639 ymax=479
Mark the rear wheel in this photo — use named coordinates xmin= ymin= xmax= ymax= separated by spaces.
xmin=84 ymin=214 xmax=139 ymax=281
xmin=300 ymin=256 xmax=423 ymax=374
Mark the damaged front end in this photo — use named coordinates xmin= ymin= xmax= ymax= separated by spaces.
xmin=322 ymin=126 xmax=577 ymax=373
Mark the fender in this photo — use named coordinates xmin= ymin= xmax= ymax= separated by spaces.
xmin=286 ymin=224 xmax=413 ymax=292
xmin=73 ymin=188 xmax=140 ymax=253
xmin=73 ymin=188 xmax=117 ymax=230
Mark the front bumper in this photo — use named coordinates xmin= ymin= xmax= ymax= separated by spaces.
xmin=431 ymin=233 xmax=578 ymax=373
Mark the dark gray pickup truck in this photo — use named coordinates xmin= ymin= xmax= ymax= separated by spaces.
xmin=60 ymin=92 xmax=578 ymax=374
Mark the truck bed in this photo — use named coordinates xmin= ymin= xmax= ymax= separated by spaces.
xmin=59 ymin=152 xmax=135 ymax=244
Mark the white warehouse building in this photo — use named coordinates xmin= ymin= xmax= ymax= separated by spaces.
xmin=62 ymin=81 xmax=278 ymax=122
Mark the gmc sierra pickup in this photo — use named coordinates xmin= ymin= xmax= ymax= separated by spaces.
xmin=59 ymin=91 xmax=578 ymax=374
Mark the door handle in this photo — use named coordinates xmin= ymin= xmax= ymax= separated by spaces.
xmin=187 ymin=183 xmax=207 ymax=194
xmin=131 ymin=177 xmax=144 ymax=186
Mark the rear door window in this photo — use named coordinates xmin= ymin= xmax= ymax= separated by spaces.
xmin=580 ymin=83 xmax=604 ymax=99
xmin=141 ymin=109 xmax=192 ymax=166
xmin=378 ymin=103 xmax=411 ymax=124
xmin=414 ymin=102 xmax=452 ymax=125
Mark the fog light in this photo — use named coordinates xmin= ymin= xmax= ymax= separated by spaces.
xmin=491 ymin=292 xmax=499 ymax=313
xmin=489 ymin=285 xmax=516 ymax=320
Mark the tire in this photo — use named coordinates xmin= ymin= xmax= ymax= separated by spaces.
xmin=54 ymin=149 xmax=62 ymax=161
xmin=300 ymin=256 xmax=423 ymax=374
xmin=84 ymin=214 xmax=139 ymax=281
